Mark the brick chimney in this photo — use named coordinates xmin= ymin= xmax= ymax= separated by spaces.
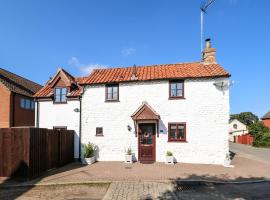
xmin=202 ymin=38 xmax=216 ymax=65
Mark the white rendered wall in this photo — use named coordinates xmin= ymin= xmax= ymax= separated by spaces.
xmin=81 ymin=78 xmax=230 ymax=165
xmin=37 ymin=100 xmax=80 ymax=158
xmin=229 ymin=119 xmax=249 ymax=142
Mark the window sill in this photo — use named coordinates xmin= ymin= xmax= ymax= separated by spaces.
xmin=96 ymin=135 xmax=104 ymax=137
xmin=105 ymin=100 xmax=120 ymax=103
xmin=53 ymin=102 xmax=68 ymax=104
xmin=168 ymin=140 xmax=187 ymax=143
xmin=168 ymin=97 xmax=185 ymax=100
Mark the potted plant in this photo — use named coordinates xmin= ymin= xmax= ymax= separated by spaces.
xmin=165 ymin=151 xmax=174 ymax=165
xmin=82 ymin=142 xmax=97 ymax=165
xmin=125 ymin=147 xmax=133 ymax=164
xmin=224 ymin=152 xmax=233 ymax=167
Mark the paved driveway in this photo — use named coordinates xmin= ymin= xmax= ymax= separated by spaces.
xmin=230 ymin=142 xmax=270 ymax=164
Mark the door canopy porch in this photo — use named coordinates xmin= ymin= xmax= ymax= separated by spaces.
xmin=131 ymin=101 xmax=160 ymax=121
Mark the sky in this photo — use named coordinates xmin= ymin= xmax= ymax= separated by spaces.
xmin=0 ymin=0 xmax=269 ymax=117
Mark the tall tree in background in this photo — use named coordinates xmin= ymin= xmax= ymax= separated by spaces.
xmin=230 ymin=112 xmax=259 ymax=125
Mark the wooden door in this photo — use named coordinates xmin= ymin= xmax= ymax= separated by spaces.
xmin=138 ymin=124 xmax=156 ymax=163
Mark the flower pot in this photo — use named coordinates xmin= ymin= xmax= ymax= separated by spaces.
xmin=125 ymin=154 xmax=133 ymax=164
xmin=165 ymin=156 xmax=174 ymax=165
xmin=81 ymin=156 xmax=96 ymax=165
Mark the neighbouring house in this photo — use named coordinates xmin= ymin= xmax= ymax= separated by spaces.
xmin=229 ymin=119 xmax=249 ymax=142
xmin=0 ymin=68 xmax=42 ymax=128
xmin=262 ymin=111 xmax=270 ymax=128
xmin=35 ymin=39 xmax=231 ymax=165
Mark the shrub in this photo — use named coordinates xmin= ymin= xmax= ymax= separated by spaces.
xmin=166 ymin=151 xmax=173 ymax=156
xmin=126 ymin=147 xmax=132 ymax=155
xmin=84 ymin=143 xmax=97 ymax=158
xmin=248 ymin=122 xmax=270 ymax=148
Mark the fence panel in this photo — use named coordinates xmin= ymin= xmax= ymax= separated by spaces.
xmin=0 ymin=128 xmax=74 ymax=179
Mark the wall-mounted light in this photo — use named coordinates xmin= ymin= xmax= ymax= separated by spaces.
xmin=74 ymin=108 xmax=80 ymax=112
xmin=127 ymin=125 xmax=132 ymax=132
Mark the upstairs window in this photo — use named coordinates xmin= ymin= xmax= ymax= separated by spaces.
xmin=168 ymin=123 xmax=186 ymax=142
xmin=20 ymin=98 xmax=35 ymax=110
xmin=169 ymin=80 xmax=184 ymax=99
xmin=54 ymin=87 xmax=67 ymax=103
xmin=96 ymin=127 xmax=103 ymax=136
xmin=105 ymin=84 xmax=119 ymax=101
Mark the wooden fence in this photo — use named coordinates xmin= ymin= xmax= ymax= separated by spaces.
xmin=234 ymin=134 xmax=254 ymax=145
xmin=0 ymin=128 xmax=74 ymax=179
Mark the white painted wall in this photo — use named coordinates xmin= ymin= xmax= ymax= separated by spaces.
xmin=81 ymin=78 xmax=230 ymax=165
xmin=37 ymin=100 xmax=80 ymax=158
xmin=229 ymin=119 xmax=248 ymax=142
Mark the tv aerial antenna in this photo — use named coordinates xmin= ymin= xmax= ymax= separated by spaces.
xmin=200 ymin=0 xmax=216 ymax=52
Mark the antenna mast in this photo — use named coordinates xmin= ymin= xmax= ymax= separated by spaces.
xmin=200 ymin=0 xmax=216 ymax=52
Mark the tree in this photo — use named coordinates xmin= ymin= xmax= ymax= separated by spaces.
xmin=248 ymin=121 xmax=270 ymax=147
xmin=230 ymin=112 xmax=259 ymax=126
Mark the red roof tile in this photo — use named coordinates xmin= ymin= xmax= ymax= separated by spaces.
xmin=82 ymin=62 xmax=230 ymax=84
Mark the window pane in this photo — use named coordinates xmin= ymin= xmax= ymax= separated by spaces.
xmin=177 ymin=89 xmax=183 ymax=97
xmin=55 ymin=88 xmax=61 ymax=95
xmin=170 ymin=125 xmax=177 ymax=139
xmin=171 ymin=89 xmax=177 ymax=97
xmin=25 ymin=99 xmax=30 ymax=109
xmin=31 ymin=101 xmax=35 ymax=109
xmin=55 ymin=95 xmax=61 ymax=102
xmin=61 ymin=95 xmax=67 ymax=102
xmin=177 ymin=125 xmax=185 ymax=140
xmin=61 ymin=88 xmax=67 ymax=95
xmin=20 ymin=99 xmax=25 ymax=108
xmin=171 ymin=83 xmax=176 ymax=90
xmin=177 ymin=82 xmax=183 ymax=90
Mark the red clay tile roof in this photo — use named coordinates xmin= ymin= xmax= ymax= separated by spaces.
xmin=82 ymin=62 xmax=230 ymax=84
xmin=35 ymin=69 xmax=85 ymax=98
xmin=0 ymin=68 xmax=42 ymax=97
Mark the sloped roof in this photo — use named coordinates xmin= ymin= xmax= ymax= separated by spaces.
xmin=34 ymin=68 xmax=84 ymax=98
xmin=131 ymin=102 xmax=160 ymax=120
xmin=82 ymin=62 xmax=230 ymax=85
xmin=0 ymin=68 xmax=42 ymax=97
xmin=262 ymin=111 xmax=270 ymax=120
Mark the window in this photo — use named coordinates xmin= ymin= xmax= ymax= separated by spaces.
xmin=54 ymin=87 xmax=67 ymax=103
xmin=96 ymin=127 xmax=103 ymax=136
xmin=233 ymin=124 xmax=238 ymax=129
xmin=20 ymin=98 xmax=35 ymax=110
xmin=105 ymin=84 xmax=119 ymax=101
xmin=169 ymin=80 xmax=184 ymax=99
xmin=168 ymin=123 xmax=186 ymax=142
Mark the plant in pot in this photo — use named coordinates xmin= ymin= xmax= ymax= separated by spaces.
xmin=82 ymin=142 xmax=97 ymax=165
xmin=165 ymin=151 xmax=174 ymax=165
xmin=125 ymin=147 xmax=133 ymax=164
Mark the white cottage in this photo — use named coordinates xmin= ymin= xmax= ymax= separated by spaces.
xmin=35 ymin=39 xmax=231 ymax=165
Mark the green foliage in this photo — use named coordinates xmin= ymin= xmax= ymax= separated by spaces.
xmin=248 ymin=122 xmax=270 ymax=148
xmin=84 ymin=143 xmax=97 ymax=158
xmin=126 ymin=147 xmax=132 ymax=155
xmin=230 ymin=112 xmax=259 ymax=126
xmin=166 ymin=151 xmax=173 ymax=156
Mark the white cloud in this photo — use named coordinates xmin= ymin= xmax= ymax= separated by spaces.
xmin=68 ymin=57 xmax=108 ymax=76
xmin=121 ymin=48 xmax=136 ymax=56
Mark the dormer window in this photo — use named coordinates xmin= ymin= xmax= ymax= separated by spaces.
xmin=54 ymin=87 xmax=67 ymax=103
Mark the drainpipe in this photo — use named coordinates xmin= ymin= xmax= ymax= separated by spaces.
xmin=78 ymin=95 xmax=82 ymax=162
xmin=36 ymin=99 xmax=40 ymax=128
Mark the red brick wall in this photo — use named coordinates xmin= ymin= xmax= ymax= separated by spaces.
xmin=262 ymin=119 xmax=270 ymax=129
xmin=13 ymin=94 xmax=35 ymax=127
xmin=0 ymin=83 xmax=11 ymax=128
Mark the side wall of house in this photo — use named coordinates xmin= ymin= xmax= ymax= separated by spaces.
xmin=81 ymin=78 xmax=230 ymax=165
xmin=13 ymin=94 xmax=35 ymax=127
xmin=37 ymin=100 xmax=80 ymax=158
xmin=0 ymin=83 xmax=11 ymax=128
xmin=228 ymin=120 xmax=248 ymax=142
